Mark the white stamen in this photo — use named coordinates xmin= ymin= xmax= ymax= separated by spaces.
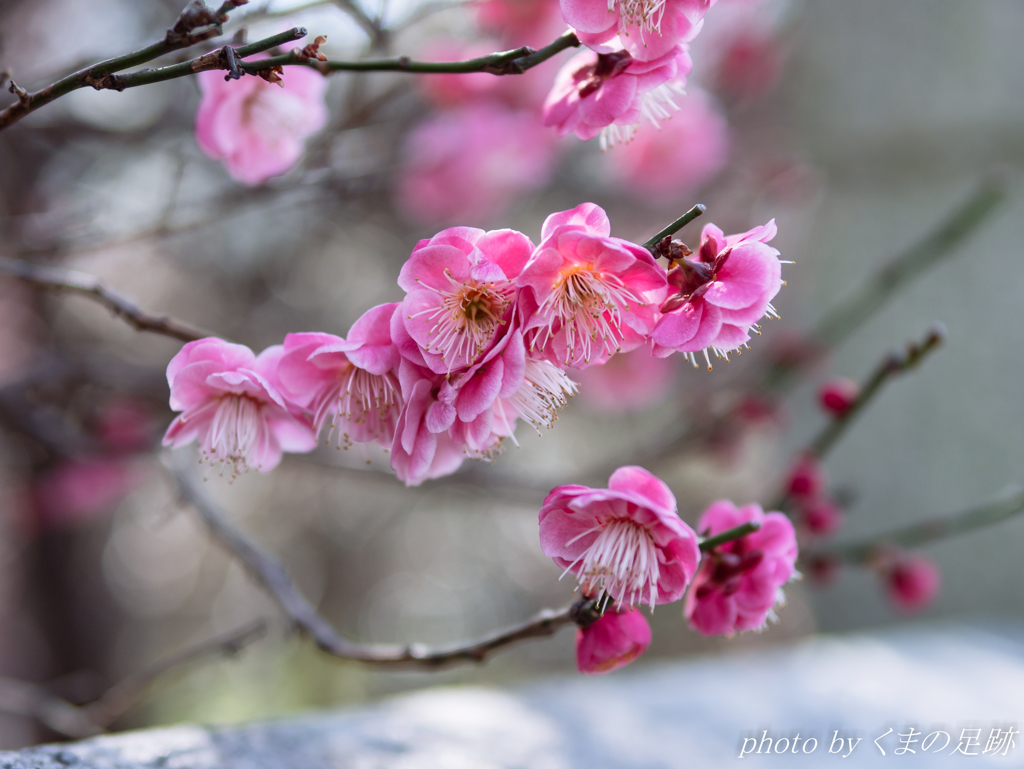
xmin=508 ymin=359 xmax=578 ymax=434
xmin=203 ymin=395 xmax=264 ymax=478
xmin=576 ymin=518 xmax=661 ymax=608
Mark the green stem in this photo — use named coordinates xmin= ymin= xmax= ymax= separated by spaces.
xmin=809 ymin=490 xmax=1024 ymax=564
xmin=699 ymin=521 xmax=761 ymax=552
xmin=642 ymin=204 xmax=707 ymax=251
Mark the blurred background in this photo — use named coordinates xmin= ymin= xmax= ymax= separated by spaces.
xmin=0 ymin=0 xmax=1022 ymax=750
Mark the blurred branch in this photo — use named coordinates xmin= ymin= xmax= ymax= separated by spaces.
xmin=0 ymin=0 xmax=251 ymax=130
xmin=806 ymin=324 xmax=945 ymax=460
xmin=699 ymin=521 xmax=761 ymax=550
xmin=0 ymin=620 xmax=265 ymax=739
xmin=82 ymin=619 xmax=266 ymax=727
xmin=395 ymin=0 xmax=472 ymax=31
xmin=813 ymin=178 xmax=1008 ymax=349
xmin=0 ymin=258 xmax=213 ymax=343
xmin=166 ymin=453 xmax=753 ymax=668
xmin=809 ymin=489 xmax=1024 ymax=565
xmin=771 ymin=325 xmax=945 ymax=511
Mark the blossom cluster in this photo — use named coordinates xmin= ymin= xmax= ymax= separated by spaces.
xmin=539 ymin=465 xmax=798 ymax=673
xmin=161 ymin=203 xmax=785 ymax=485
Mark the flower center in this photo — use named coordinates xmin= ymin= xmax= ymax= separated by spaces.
xmin=534 ymin=264 xmax=643 ymax=366
xmin=204 ymin=394 xmax=264 ymax=477
xmin=574 ymin=518 xmax=661 ymax=608
xmin=413 ymin=270 xmax=513 ymax=371
xmin=614 ymin=0 xmax=669 ymax=36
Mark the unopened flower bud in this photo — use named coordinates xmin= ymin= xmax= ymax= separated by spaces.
xmin=575 ymin=607 xmax=651 ymax=675
xmin=885 ymin=553 xmax=940 ymax=612
xmin=819 ymin=377 xmax=859 ymax=415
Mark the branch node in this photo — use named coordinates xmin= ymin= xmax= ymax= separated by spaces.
xmin=7 ymin=79 xmax=29 ymax=104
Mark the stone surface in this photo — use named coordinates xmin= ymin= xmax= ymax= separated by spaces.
xmin=3 ymin=623 xmax=1023 ymax=767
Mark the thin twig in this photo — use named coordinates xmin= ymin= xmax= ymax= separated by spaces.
xmin=813 ymin=178 xmax=1008 ymax=349
xmin=0 ymin=257 xmax=214 ymax=343
xmin=164 ymin=453 xmax=756 ymax=668
xmin=83 ymin=619 xmax=266 ymax=727
xmin=642 ymin=204 xmax=707 ymax=252
xmin=699 ymin=521 xmax=761 ymax=550
xmin=809 ymin=489 xmax=1024 ymax=564
xmin=770 ymin=325 xmax=945 ymax=510
xmin=807 ymin=323 xmax=945 ymax=460
xmin=0 ymin=0 xmax=251 ymax=130
xmin=0 ymin=620 xmax=266 ymax=739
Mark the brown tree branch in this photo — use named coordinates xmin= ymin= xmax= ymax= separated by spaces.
xmin=164 ymin=452 xmax=752 ymax=669
xmin=0 ymin=0 xmax=251 ymax=130
xmin=0 ymin=257 xmax=214 ymax=343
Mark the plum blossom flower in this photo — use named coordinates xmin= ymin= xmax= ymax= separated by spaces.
xmin=561 ymin=0 xmax=716 ymax=62
xmin=162 ymin=338 xmax=318 ymax=476
xmin=275 ymin=304 xmax=403 ymax=449
xmin=543 ymin=46 xmax=690 ymax=149
xmin=884 ymin=552 xmax=941 ymax=613
xmin=398 ymin=226 xmax=535 ymax=375
xmin=801 ymin=497 xmax=843 ymax=537
xmin=684 ymin=500 xmax=798 ymax=636
xmin=576 ymin=606 xmax=652 ymax=674
xmin=195 ymin=62 xmax=328 ymax=186
xmin=576 ymin=345 xmax=676 ymax=412
xmin=786 ymin=454 xmax=824 ymax=500
xmin=396 ymin=104 xmax=557 ymax=225
xmin=539 ymin=465 xmax=700 ymax=608
xmin=519 ymin=203 xmax=669 ymax=369
xmin=604 ymin=87 xmax=729 ymax=203
xmin=389 ymin=358 xmax=468 ymax=485
xmin=652 ymin=219 xmax=784 ymax=368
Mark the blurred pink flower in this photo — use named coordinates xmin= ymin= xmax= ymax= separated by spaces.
xmin=543 ymin=47 xmax=690 ymax=148
xmin=276 ymin=304 xmax=403 ymax=448
xmin=162 ymin=338 xmax=318 ymax=476
xmin=561 ymin=0 xmax=716 ymax=61
xmin=652 ymin=219 xmax=783 ymax=366
xmin=519 ymin=203 xmax=668 ymax=369
xmin=604 ymin=87 xmax=729 ymax=204
xmin=576 ymin=607 xmax=651 ymax=674
xmin=539 ymin=465 xmax=700 ymax=608
xmin=195 ymin=63 xmax=328 ymax=185
xmin=818 ymin=377 xmax=859 ymax=415
xmin=33 ymin=459 xmax=141 ymax=527
xmin=96 ymin=397 xmax=156 ymax=452
xmin=801 ymin=497 xmax=843 ymax=537
xmin=397 ymin=226 xmax=534 ymax=375
xmin=478 ymin=0 xmax=569 ymax=48
xmin=786 ymin=454 xmax=824 ymax=500
xmin=885 ymin=553 xmax=941 ymax=613
xmin=418 ymin=39 xmax=553 ymax=110
xmin=396 ymin=105 xmax=557 ymax=225
xmin=684 ymin=500 xmax=797 ymax=636
xmin=576 ymin=345 xmax=676 ymax=412
xmin=713 ymin=27 xmax=783 ymax=100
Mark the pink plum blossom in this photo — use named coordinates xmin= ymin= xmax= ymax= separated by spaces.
xmin=276 ymin=304 xmax=403 ymax=448
xmin=604 ymin=87 xmax=729 ymax=203
xmin=576 ymin=607 xmax=651 ymax=674
xmin=684 ymin=500 xmax=798 ymax=636
xmin=397 ymin=225 xmax=534 ymax=375
xmin=576 ymin=345 xmax=676 ymax=412
xmin=519 ymin=203 xmax=669 ymax=369
xmin=652 ymin=219 xmax=783 ymax=367
xmin=885 ymin=553 xmax=941 ymax=613
xmin=396 ymin=104 xmax=557 ymax=225
xmin=543 ymin=46 xmax=690 ymax=149
xmin=801 ymin=497 xmax=843 ymax=537
xmin=786 ymin=454 xmax=824 ymax=500
xmin=561 ymin=0 xmax=716 ymax=62
xmin=195 ymin=61 xmax=329 ymax=186
xmin=539 ymin=465 xmax=700 ymax=608
xmin=389 ymin=357 xmax=468 ymax=485
xmin=162 ymin=338 xmax=318 ymax=476
xmin=818 ymin=377 xmax=859 ymax=415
